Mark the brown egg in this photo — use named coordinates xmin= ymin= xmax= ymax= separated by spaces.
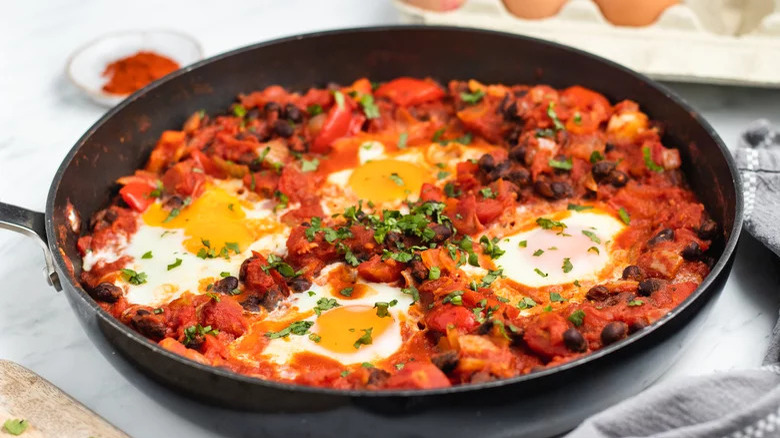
xmin=502 ymin=0 xmax=569 ymax=19
xmin=401 ymin=0 xmax=466 ymax=11
xmin=594 ymin=0 xmax=680 ymax=27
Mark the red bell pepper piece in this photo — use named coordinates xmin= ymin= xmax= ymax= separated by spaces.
xmin=374 ymin=77 xmax=445 ymax=107
xmin=119 ymin=182 xmax=155 ymax=212
xmin=311 ymin=95 xmax=355 ymax=154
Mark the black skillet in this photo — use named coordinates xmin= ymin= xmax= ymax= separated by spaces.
xmin=0 ymin=26 xmax=742 ymax=437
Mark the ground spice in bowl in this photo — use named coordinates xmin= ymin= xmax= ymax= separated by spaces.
xmin=101 ymin=51 xmax=179 ymax=95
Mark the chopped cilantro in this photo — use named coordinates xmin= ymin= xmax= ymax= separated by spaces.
xmin=432 ymin=127 xmax=446 ymax=143
xmin=480 ymin=235 xmax=505 ymax=259
xmin=518 ymin=240 xmax=527 ymax=248
xmin=314 ymin=297 xmax=340 ymax=316
xmin=307 ymin=104 xmax=323 ymax=116
xmin=582 ymin=230 xmax=601 ymax=244
xmin=353 ymin=328 xmax=373 ymax=349
xmin=339 ymin=287 xmax=354 ymax=297
xmin=374 ymin=299 xmax=398 ymax=317
xmin=359 ymin=94 xmax=380 ymax=119
xmin=3 ymin=419 xmax=29 ymax=436
xmin=437 ymin=170 xmax=450 ymax=180
xmin=642 ymin=146 xmax=664 ymax=173
xmin=590 ymin=150 xmax=605 ymax=163
xmin=517 ymin=297 xmax=537 ymax=309
xmin=428 ymin=266 xmax=441 ymax=280
xmin=442 ymin=290 xmax=464 ymax=306
xmin=167 ymin=258 xmax=182 ymax=271
xmin=233 ymin=104 xmax=247 ymax=118
xmin=533 ymin=249 xmax=544 ymax=256
xmin=402 ymin=286 xmax=420 ymax=304
xmin=480 ymin=187 xmax=496 ymax=199
xmin=628 ymin=299 xmax=644 ymax=307
xmin=460 ymin=89 xmax=485 ymax=104
xmin=549 ymin=157 xmax=573 ymax=171
xmin=547 ymin=101 xmax=565 ymax=131
xmin=389 ymin=173 xmax=404 ymax=186
xmin=333 ymin=90 xmax=345 ymax=109
xmin=562 ymin=257 xmax=573 ymax=273
xmin=568 ymin=309 xmax=586 ymax=326
xmin=398 ymin=132 xmax=408 ymax=149
xmin=308 ymin=333 xmax=321 ymax=343
xmin=550 ymin=292 xmax=564 ymax=302
xmin=120 ymin=268 xmax=147 ymax=285
xmin=265 ymin=320 xmax=313 ymax=339
xmin=618 ymin=207 xmax=631 ymax=225
xmin=301 ymin=158 xmax=320 ymax=172
xmin=141 ymin=251 xmax=153 ymax=259
xmin=568 ymin=204 xmax=593 ymax=212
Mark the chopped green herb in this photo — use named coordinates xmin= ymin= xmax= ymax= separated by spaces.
xmin=536 ymin=217 xmax=568 ymax=233
xmin=628 ymin=299 xmax=644 ymax=307
xmin=334 ymin=90 xmax=345 ymax=109
xmin=220 ymin=271 xmax=230 ymax=277
xmin=273 ymin=190 xmax=289 ymax=212
xmin=618 ymin=207 xmax=631 ymax=225
xmin=183 ymin=324 xmax=219 ymax=345
xmin=562 ymin=257 xmax=573 ymax=273
xmin=568 ymin=204 xmax=593 ymax=212
xmin=480 ymin=268 xmax=504 ymax=287
xmin=402 ymin=286 xmax=420 ymax=304
xmin=535 ymin=128 xmax=556 ymax=138
xmin=573 ymin=112 xmax=582 ymax=125
xmin=452 ymin=133 xmax=473 ymax=145
xmin=582 ymin=230 xmax=601 ymax=244
xmin=301 ymin=158 xmax=320 ymax=172
xmin=353 ymin=327 xmax=373 ymax=349
xmin=568 ymin=309 xmax=586 ymax=326
xmin=480 ymin=187 xmax=496 ymax=199
xmin=480 ymin=235 xmax=505 ymax=259
xmin=518 ymin=240 xmax=528 ymax=248
xmin=141 ymin=251 xmax=153 ymax=259
xmin=460 ymin=89 xmax=485 ymax=104
xmin=588 ymin=246 xmax=600 ymax=255
xmin=233 ymin=104 xmax=247 ymax=118
xmin=307 ymin=104 xmax=323 ymax=116
xmin=389 ymin=173 xmax=404 ymax=186
xmin=544 ymin=304 xmax=553 ymax=312
xmin=359 ymin=94 xmax=380 ymax=119
xmin=167 ymin=258 xmax=183 ymax=271
xmin=153 ymin=308 xmax=164 ymax=314
xmin=444 ymin=182 xmax=461 ymax=198
xmin=550 ymin=292 xmax=564 ymax=302
xmin=224 ymin=241 xmax=241 ymax=255
xmin=340 ymin=287 xmax=354 ymax=297
xmin=374 ymin=299 xmax=398 ymax=317
xmin=314 ymin=297 xmax=340 ymax=316
xmin=432 ymin=127 xmax=446 ymax=143
xmin=361 ymin=362 xmax=374 ymax=368
xmin=534 ymin=268 xmax=548 ymax=278
xmin=397 ymin=132 xmax=409 ymax=149
xmin=442 ymin=290 xmax=465 ymax=306
xmin=642 ymin=146 xmax=664 ymax=173
xmin=533 ymin=249 xmax=544 ymax=256
xmin=437 ymin=170 xmax=450 ymax=180
xmin=547 ymin=101 xmax=565 ymax=131
xmin=517 ymin=297 xmax=537 ymax=309
xmin=120 ymin=268 xmax=147 ymax=285
xmin=340 ymin=370 xmax=350 ymax=378
xmin=307 ymin=291 xmax=316 ymax=297
xmin=3 ymin=419 xmax=29 ymax=436
xmin=308 ymin=333 xmax=322 ymax=343
xmin=573 ymin=280 xmax=582 ymax=287
xmin=549 ymin=157 xmax=573 ymax=171
xmin=395 ymin=363 xmax=405 ymax=370
xmin=205 ymin=292 xmax=220 ymax=302
xmin=590 ymin=150 xmax=605 ymax=163
xmin=265 ymin=320 xmax=314 ymax=339
xmin=428 ymin=266 xmax=441 ymax=280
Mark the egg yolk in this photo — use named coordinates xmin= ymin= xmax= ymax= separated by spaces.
xmin=348 ymin=159 xmax=428 ymax=203
xmin=312 ymin=305 xmax=393 ymax=354
xmin=143 ymin=186 xmax=254 ymax=255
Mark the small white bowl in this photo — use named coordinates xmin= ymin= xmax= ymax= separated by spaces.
xmin=66 ymin=30 xmax=203 ymax=107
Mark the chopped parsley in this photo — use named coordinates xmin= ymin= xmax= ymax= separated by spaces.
xmin=547 ymin=101 xmax=565 ymax=131
xmin=548 ymin=157 xmax=573 ymax=171
xmin=402 ymin=286 xmax=420 ymax=304
xmin=395 ymin=363 xmax=405 ymax=370
xmin=452 ymin=132 xmax=473 ymax=145
xmin=442 ymin=290 xmax=464 ymax=306
xmin=437 ymin=170 xmax=450 ymax=180
xmin=480 ymin=187 xmax=496 ymax=199
xmin=314 ymin=297 xmax=340 ymax=316
xmin=550 ymin=292 xmax=565 ymax=302
xmin=184 ymin=324 xmax=219 ymax=345
xmin=389 ymin=173 xmax=404 ymax=186
xmin=339 ymin=287 xmax=354 ymax=297
xmin=533 ymin=249 xmax=544 ymax=256
xmin=141 ymin=251 xmax=153 ymax=259
xmin=340 ymin=370 xmax=350 ymax=378
xmin=562 ymin=257 xmax=573 ymax=273
xmin=480 ymin=235 xmax=505 ymax=259
xmin=518 ymin=240 xmax=527 ymax=248
xmin=225 ymin=241 xmax=241 ymax=255
xmin=308 ymin=333 xmax=321 ymax=343
xmin=432 ymin=127 xmax=445 ymax=143
xmin=535 ymin=128 xmax=556 ymax=138
xmin=573 ymin=112 xmax=582 ymax=125
xmin=361 ymin=362 xmax=374 ymax=368
xmin=374 ymin=299 xmax=398 ymax=317
xmin=582 ymin=230 xmax=601 ymax=244
xmin=628 ymin=299 xmax=644 ymax=307
xmin=568 ymin=309 xmax=586 ymax=326
xmin=353 ymin=328 xmax=373 ymax=349
xmin=480 ymin=268 xmax=504 ymax=287
xmin=588 ymin=246 xmax=600 ymax=255
xmin=568 ymin=204 xmax=593 ymax=212
xmin=301 ymin=158 xmax=320 ymax=172
xmin=618 ymin=207 xmax=631 ymax=225
xmin=534 ymin=268 xmax=548 ymax=278
xmin=307 ymin=104 xmax=323 ymax=116
xmin=397 ymin=132 xmax=408 ymax=149
xmin=536 ymin=217 xmax=567 ymax=233
xmin=428 ymin=266 xmax=441 ymax=280
xmin=444 ymin=182 xmax=461 ymax=198
xmin=517 ymin=297 xmax=537 ymax=309
xmin=120 ymin=268 xmax=147 ymax=285
xmin=220 ymin=271 xmax=230 ymax=277
xmin=590 ymin=150 xmax=605 ymax=163
xmin=265 ymin=321 xmax=314 ymax=339
xmin=3 ymin=419 xmax=29 ymax=436
xmin=359 ymin=94 xmax=380 ymax=119
xmin=333 ymin=90 xmax=345 ymax=109
xmin=264 ymin=254 xmax=299 ymax=278
xmin=273 ymin=190 xmax=289 ymax=212
xmin=233 ymin=104 xmax=247 ymax=118
xmin=167 ymin=258 xmax=182 ymax=271
xmin=460 ymin=89 xmax=485 ymax=104
xmin=642 ymin=146 xmax=664 ymax=173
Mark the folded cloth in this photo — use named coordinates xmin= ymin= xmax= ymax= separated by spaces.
xmin=566 ymin=119 xmax=780 ymax=438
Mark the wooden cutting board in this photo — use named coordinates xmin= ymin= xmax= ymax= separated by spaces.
xmin=0 ymin=360 xmax=128 ymax=438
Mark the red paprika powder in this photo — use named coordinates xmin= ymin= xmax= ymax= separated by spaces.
xmin=102 ymin=51 xmax=179 ymax=95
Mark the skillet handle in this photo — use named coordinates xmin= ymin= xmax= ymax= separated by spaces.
xmin=0 ymin=202 xmax=62 ymax=291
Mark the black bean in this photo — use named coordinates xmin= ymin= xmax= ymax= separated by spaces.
xmin=431 ymin=350 xmax=459 ymax=374
xmin=507 ymin=168 xmax=531 ymax=187
xmin=240 ymin=295 xmax=262 ymax=312
xmin=508 ymin=145 xmax=526 ymax=162
xmin=591 ymin=161 xmax=616 ymax=180
xmin=682 ymin=241 xmax=702 ymax=261
xmin=604 ymin=142 xmax=616 ymax=153
xmin=284 ymin=104 xmax=303 ymax=123
xmin=264 ymin=101 xmax=281 ymax=114
xmin=274 ymin=120 xmax=294 ymax=138
xmin=288 ymin=276 xmax=312 ymax=293
xmin=91 ymin=282 xmax=122 ymax=303
xmin=131 ymin=312 xmax=166 ymax=340
xmin=186 ymin=335 xmax=204 ymax=351
xmin=502 ymin=101 xmax=520 ymax=122
xmin=586 ymin=285 xmax=610 ymax=301
xmin=487 ymin=161 xmax=512 ymax=181
xmin=607 ymin=170 xmax=629 ymax=188
xmin=621 ymin=265 xmax=643 ymax=281
xmin=534 ymin=180 xmax=555 ymax=198
xmin=698 ymin=219 xmax=718 ymax=240
xmin=366 ymin=368 xmax=391 ymax=386
xmin=248 ymin=157 xmax=264 ymax=172
xmin=213 ymin=276 xmax=239 ymax=294
xmin=563 ymin=328 xmax=587 ymax=353
xmin=260 ymin=288 xmax=285 ymax=311
xmin=628 ymin=320 xmax=647 ymax=334
xmin=637 ymin=278 xmax=662 ymax=296
xmin=505 ymin=127 xmax=522 ymax=147
xmin=478 ymin=154 xmax=496 ymax=173
xmin=550 ymin=181 xmax=573 ymax=199
xmin=648 ymin=228 xmax=675 ymax=246
xmin=409 ymin=260 xmax=429 ymax=283
xmin=600 ymin=322 xmax=628 ymax=346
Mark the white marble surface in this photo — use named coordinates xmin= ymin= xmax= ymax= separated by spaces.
xmin=1 ymin=1 xmax=780 ymax=437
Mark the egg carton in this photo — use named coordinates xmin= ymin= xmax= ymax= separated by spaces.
xmin=394 ymin=0 xmax=780 ymax=87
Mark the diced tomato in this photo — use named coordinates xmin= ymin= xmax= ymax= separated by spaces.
xmin=561 ymin=86 xmax=612 ymax=134
xmin=384 ymin=362 xmax=451 ymax=389
xmin=455 ymin=161 xmax=481 ymax=193
xmin=190 ymin=150 xmax=226 ymax=178
xmin=523 ymin=313 xmax=570 ymax=360
xmin=446 ymin=194 xmax=483 ymax=235
xmin=475 ymin=197 xmax=503 ymax=225
xmin=119 ymin=182 xmax=155 ymax=212
xmin=420 ymin=183 xmax=445 ymax=202
xmin=199 ymin=298 xmax=248 ymax=337
xmin=425 ymin=304 xmax=479 ymax=333
xmin=374 ymin=78 xmax=445 ymax=107
xmin=312 ymin=96 xmax=357 ymax=154
xmin=161 ymin=160 xmax=206 ymax=198
xmin=357 ymin=255 xmax=404 ymax=283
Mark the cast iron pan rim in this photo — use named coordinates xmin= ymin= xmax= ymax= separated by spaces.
xmin=45 ymin=25 xmax=745 ymax=399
